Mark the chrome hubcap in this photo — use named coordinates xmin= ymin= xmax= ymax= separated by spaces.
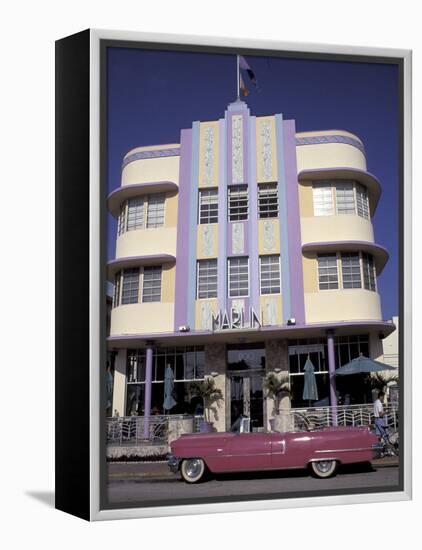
xmin=316 ymin=461 xmax=332 ymax=473
xmin=185 ymin=459 xmax=202 ymax=478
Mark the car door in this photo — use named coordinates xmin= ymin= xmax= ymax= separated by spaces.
xmin=226 ymin=432 xmax=272 ymax=471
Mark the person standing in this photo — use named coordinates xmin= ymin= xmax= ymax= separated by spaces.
xmin=373 ymin=390 xmax=386 ymax=436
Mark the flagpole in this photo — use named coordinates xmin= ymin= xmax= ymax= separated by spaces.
xmin=237 ymin=54 xmax=240 ymax=100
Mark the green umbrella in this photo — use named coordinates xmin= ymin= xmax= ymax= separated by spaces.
xmin=335 ymin=355 xmax=396 ymax=376
xmin=303 ymin=357 xmax=319 ymax=403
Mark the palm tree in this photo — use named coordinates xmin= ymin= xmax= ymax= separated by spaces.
xmin=263 ymin=372 xmax=290 ymax=415
xmin=189 ymin=377 xmax=224 ymax=423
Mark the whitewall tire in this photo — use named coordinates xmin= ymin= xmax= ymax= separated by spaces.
xmin=310 ymin=460 xmax=338 ymax=478
xmin=180 ymin=458 xmax=207 ymax=483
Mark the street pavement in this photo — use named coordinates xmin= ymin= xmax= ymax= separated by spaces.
xmin=106 ymin=458 xmax=399 ymax=505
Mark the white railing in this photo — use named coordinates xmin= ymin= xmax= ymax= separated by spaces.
xmin=107 ymin=414 xmax=203 ymax=446
xmin=288 ymin=403 xmax=398 ymax=432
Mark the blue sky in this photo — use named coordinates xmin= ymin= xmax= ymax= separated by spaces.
xmin=107 ymin=47 xmax=399 ymax=320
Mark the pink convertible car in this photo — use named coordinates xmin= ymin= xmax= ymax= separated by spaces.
xmin=168 ymin=416 xmax=381 ymax=483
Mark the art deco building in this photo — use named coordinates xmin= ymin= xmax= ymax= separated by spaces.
xmin=107 ymin=99 xmax=395 ymax=432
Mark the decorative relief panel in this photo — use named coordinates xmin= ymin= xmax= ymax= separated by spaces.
xmin=260 ymin=120 xmax=273 ymax=180
xmin=264 ymin=299 xmax=278 ymax=326
xmin=200 ymin=302 xmax=213 ymax=330
xmin=231 ymin=115 xmax=244 ymax=183
xmin=202 ymin=225 xmax=214 ymax=257
xmin=203 ymin=126 xmax=215 ymax=186
xmin=232 ymin=223 xmax=244 ymax=254
xmin=263 ymin=220 xmax=276 ymax=252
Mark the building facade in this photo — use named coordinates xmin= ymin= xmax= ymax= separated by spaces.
xmin=107 ymin=99 xmax=395 ymax=432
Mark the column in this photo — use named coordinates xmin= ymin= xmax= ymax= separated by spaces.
xmin=143 ymin=342 xmax=154 ymax=439
xmin=111 ymin=349 xmax=127 ymax=417
xmin=327 ymin=331 xmax=338 ymax=426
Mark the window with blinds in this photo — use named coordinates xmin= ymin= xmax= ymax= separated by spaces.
xmin=142 ymin=266 xmax=162 ymax=302
xmin=335 ymin=182 xmax=355 ymax=215
xmin=197 ymin=259 xmax=218 ymax=299
xmin=146 ymin=194 xmax=165 ymax=228
xmin=362 ymin=252 xmax=376 ymax=291
xmin=258 ymin=183 xmax=278 ymax=218
xmin=198 ymin=189 xmax=218 ymax=224
xmin=121 ymin=268 xmax=140 ymax=304
xmin=228 ymin=185 xmax=248 ymax=221
xmin=317 ymin=254 xmax=339 ymax=290
xmin=228 ymin=257 xmax=249 ymax=297
xmin=127 ymin=197 xmax=145 ymax=231
xmin=260 ymin=255 xmax=281 ymax=294
xmin=312 ymin=183 xmax=334 ymax=216
xmin=341 ymin=252 xmax=362 ymax=289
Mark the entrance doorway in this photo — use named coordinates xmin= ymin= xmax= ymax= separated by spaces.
xmin=227 ymin=344 xmax=266 ymax=431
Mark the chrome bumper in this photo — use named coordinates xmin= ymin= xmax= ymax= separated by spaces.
xmin=167 ymin=453 xmax=180 ymax=473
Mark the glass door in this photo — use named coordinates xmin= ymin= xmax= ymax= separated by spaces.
xmin=229 ymin=373 xmax=264 ymax=431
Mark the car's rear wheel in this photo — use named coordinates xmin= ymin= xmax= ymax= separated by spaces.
xmin=180 ymin=458 xmax=207 ymax=483
xmin=310 ymin=460 xmax=338 ymax=478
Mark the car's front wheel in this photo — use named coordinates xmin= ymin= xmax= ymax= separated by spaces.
xmin=180 ymin=458 xmax=207 ymax=483
xmin=310 ymin=460 xmax=338 ymax=478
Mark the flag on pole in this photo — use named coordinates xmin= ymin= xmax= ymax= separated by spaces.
xmin=239 ymin=55 xmax=258 ymax=88
xmin=239 ymin=73 xmax=249 ymax=97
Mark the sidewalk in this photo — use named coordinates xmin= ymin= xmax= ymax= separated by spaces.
xmin=108 ymin=456 xmax=399 ymax=479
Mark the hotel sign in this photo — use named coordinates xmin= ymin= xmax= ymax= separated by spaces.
xmin=211 ymin=307 xmax=262 ymax=331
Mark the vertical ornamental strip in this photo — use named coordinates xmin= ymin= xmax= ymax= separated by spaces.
xmin=143 ymin=343 xmax=154 ymax=439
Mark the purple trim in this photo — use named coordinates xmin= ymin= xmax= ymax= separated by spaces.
xmin=107 ymin=181 xmax=178 ymax=218
xmin=217 ymin=118 xmax=227 ymax=313
xmin=143 ymin=344 xmax=154 ymax=438
xmin=327 ymin=331 xmax=338 ymax=425
xmin=295 ymin=134 xmax=365 ymax=154
xmin=302 ymin=240 xmax=389 ymax=274
xmin=174 ymin=129 xmax=192 ymax=330
xmin=107 ymin=254 xmax=176 ymax=281
xmin=122 ymin=147 xmax=180 ymax=168
xmin=248 ymin=116 xmax=259 ymax=314
xmin=283 ymin=119 xmax=306 ymax=324
xmin=108 ymin=319 xmax=396 ymax=343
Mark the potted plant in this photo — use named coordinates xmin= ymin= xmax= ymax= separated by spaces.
xmin=263 ymin=372 xmax=291 ymax=430
xmin=189 ymin=377 xmax=224 ymax=432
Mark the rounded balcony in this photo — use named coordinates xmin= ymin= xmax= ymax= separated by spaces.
xmin=295 ymin=129 xmax=368 ymax=174
xmin=107 ymin=254 xmax=176 ymax=282
xmin=121 ymin=143 xmax=180 ymax=187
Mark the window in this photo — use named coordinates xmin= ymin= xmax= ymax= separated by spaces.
xmin=198 ymin=189 xmax=218 ymax=224
xmin=197 ymin=259 xmax=218 ymax=299
xmin=356 ymin=183 xmax=370 ymax=220
xmin=258 ymin=183 xmax=278 ymax=218
xmin=317 ymin=254 xmax=339 ymax=290
xmin=228 ymin=257 xmax=249 ymax=297
xmin=260 ymin=255 xmax=281 ymax=294
xmin=335 ymin=181 xmax=355 ymax=214
xmin=118 ymin=203 xmax=126 ymax=235
xmin=113 ymin=272 xmax=121 ymax=307
xmin=146 ymin=193 xmax=165 ymax=228
xmin=312 ymin=182 xmax=334 ymax=216
xmin=341 ymin=252 xmax=362 ymax=289
xmin=142 ymin=266 xmax=162 ymax=302
xmin=127 ymin=197 xmax=145 ymax=231
xmin=121 ymin=268 xmax=140 ymax=304
xmin=125 ymin=347 xmax=205 ymax=416
xmin=228 ymin=185 xmax=248 ymax=221
xmin=362 ymin=252 xmax=376 ymax=291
